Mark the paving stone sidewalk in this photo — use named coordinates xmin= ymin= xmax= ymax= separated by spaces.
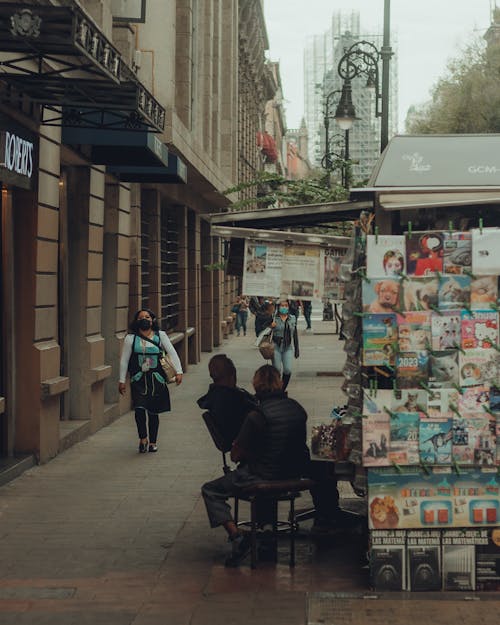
xmin=0 ymin=315 xmax=498 ymax=625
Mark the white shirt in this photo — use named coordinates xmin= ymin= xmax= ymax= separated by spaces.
xmin=119 ymin=331 xmax=183 ymax=383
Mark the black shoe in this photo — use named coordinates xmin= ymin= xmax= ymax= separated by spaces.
xmin=148 ymin=444 xmax=158 ymax=453
xmin=138 ymin=442 xmax=148 ymax=453
xmin=224 ymin=533 xmax=252 ymax=568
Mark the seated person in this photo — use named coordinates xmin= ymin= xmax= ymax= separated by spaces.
xmin=201 ymin=364 xmax=310 ymax=567
xmin=197 ymin=354 xmax=257 ymax=451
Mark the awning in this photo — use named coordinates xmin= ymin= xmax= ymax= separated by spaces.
xmin=210 ymin=199 xmax=371 ymax=229
xmin=62 ymin=126 xmax=169 ymax=167
xmin=211 ymin=225 xmax=350 ymax=248
xmin=109 ymin=153 xmax=188 ymax=184
xmin=0 ymin=3 xmax=165 ymax=131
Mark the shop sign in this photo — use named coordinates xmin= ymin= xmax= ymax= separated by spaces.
xmin=0 ymin=126 xmax=35 ymax=190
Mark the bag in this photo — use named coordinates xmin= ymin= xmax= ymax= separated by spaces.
xmin=259 ymin=332 xmax=274 ymax=360
xmin=310 ymin=422 xmax=351 ymax=461
xmin=160 ymin=352 xmax=177 ymax=384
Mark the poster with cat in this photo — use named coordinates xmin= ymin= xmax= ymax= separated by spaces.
xmin=471 ymin=227 xmax=500 ymax=275
xmin=443 ymin=232 xmax=472 ymax=275
xmin=459 ymin=349 xmax=499 ymax=387
xmin=470 ymin=276 xmax=498 ymax=309
xmin=362 ymin=412 xmax=391 ymax=467
xmin=396 ymin=351 xmax=429 ymax=389
xmin=388 ymin=412 xmax=420 ymax=465
xmin=363 ymin=313 xmax=398 ymax=366
xmin=429 ymin=350 xmax=459 ymax=388
xmin=403 ymin=277 xmax=439 ymax=312
xmin=406 ymin=232 xmax=444 ymax=277
xmin=366 ymin=235 xmax=406 ymax=278
xmin=438 ymin=275 xmax=470 ymax=311
xmin=419 ymin=418 xmax=453 ymax=464
xmin=397 ymin=311 xmax=431 ymax=352
xmin=427 ymin=388 xmax=461 ymax=418
xmin=431 ymin=311 xmax=461 ymax=350
xmin=458 ymin=385 xmax=490 ymax=414
xmin=461 ymin=310 xmax=499 ymax=350
xmin=392 ymin=389 xmax=428 ymax=416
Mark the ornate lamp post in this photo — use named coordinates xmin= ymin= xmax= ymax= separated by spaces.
xmin=321 ymin=89 xmax=353 ymax=189
xmin=335 ymin=0 xmax=392 ymax=152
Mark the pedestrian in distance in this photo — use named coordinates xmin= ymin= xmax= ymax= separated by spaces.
xmin=119 ymin=309 xmax=183 ymax=453
xmin=302 ymin=300 xmax=313 ymax=331
xmin=269 ymin=299 xmax=299 ymax=391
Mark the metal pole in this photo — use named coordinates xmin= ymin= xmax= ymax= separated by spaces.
xmin=380 ymin=0 xmax=392 ymax=152
xmin=344 ymin=129 xmax=349 ymax=190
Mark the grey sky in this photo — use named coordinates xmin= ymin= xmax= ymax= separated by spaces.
xmin=263 ymin=0 xmax=492 ymax=131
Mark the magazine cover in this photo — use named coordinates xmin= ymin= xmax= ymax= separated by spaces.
xmin=431 ymin=311 xmax=461 ymax=350
xmin=476 ymin=528 xmax=500 ymax=591
xmin=452 ymin=415 xmax=476 ymax=464
xmin=472 ymin=414 xmax=497 ymax=466
xmin=407 ymin=530 xmax=442 ymax=591
xmin=438 ymin=275 xmax=470 ymax=311
xmin=419 ymin=418 xmax=453 ymax=464
xmin=363 ymin=278 xmax=402 ymax=314
xmin=363 ymin=389 xmax=395 ymax=415
xmin=389 ymin=411 xmax=420 ymax=465
xmin=363 ymin=313 xmax=398 ymax=366
xmin=403 ymin=277 xmax=439 ymax=312
xmin=428 ymin=350 xmax=459 ymax=388
xmin=427 ymin=388 xmax=461 ymax=418
xmin=397 ymin=311 xmax=431 ymax=352
xmin=470 ymin=275 xmax=498 ymax=309
xmin=362 ymin=413 xmax=391 ymax=467
xmin=461 ymin=310 xmax=499 ymax=349
xmin=459 ymin=349 xmax=498 ymax=387
xmin=442 ymin=543 xmax=475 ymax=591
xmin=471 ymin=227 xmax=500 ymax=275
xmin=458 ymin=385 xmax=490 ymax=414
xmin=366 ymin=234 xmax=406 ymax=278
xmin=406 ymin=232 xmax=444 ymax=277
xmin=370 ymin=545 xmax=406 ymax=591
xmin=392 ymin=389 xmax=428 ymax=416
xmin=396 ymin=351 xmax=429 ymax=389
xmin=490 ymin=386 xmax=500 ymax=413
xmin=443 ymin=231 xmax=472 ymax=275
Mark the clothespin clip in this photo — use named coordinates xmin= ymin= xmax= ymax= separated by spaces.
xmin=353 ymin=311 xmax=365 ymax=317
xmin=463 ymin=268 xmax=477 ymax=281
xmin=374 ymin=378 xmax=378 ymax=393
xmin=449 ymin=403 xmax=462 ymax=418
xmin=375 ymin=226 xmax=379 ymax=244
xmin=452 ymin=460 xmax=461 ymax=475
xmin=429 ymin=304 xmax=443 ymax=316
xmin=489 ymin=302 xmax=500 ymax=313
xmin=452 ymin=342 xmax=465 ymax=355
xmin=451 ymin=383 xmax=464 ymax=395
xmin=448 ymin=220 xmax=453 ymax=238
xmin=424 ymin=340 xmax=436 ymax=356
xmin=391 ymin=461 xmax=402 ymax=474
xmin=462 ymin=304 xmax=473 ymax=316
xmin=352 ymin=410 xmax=369 ymax=419
xmin=482 ymin=405 xmax=496 ymax=417
xmin=369 ymin=378 xmax=375 ymax=396
xmin=393 ymin=380 xmax=398 ymax=396
xmin=435 ymin=270 xmax=443 ymax=282
xmin=393 ymin=308 xmax=407 ymax=318
xmin=419 ymin=381 xmax=434 ymax=395
xmin=420 ymin=408 xmax=431 ymax=419
xmin=483 ymin=339 xmax=500 ymax=352
xmin=420 ymin=461 xmax=431 ymax=475
xmin=407 ymin=221 xmax=412 ymax=239
xmin=479 ymin=217 xmax=483 ymax=234
xmin=383 ymin=406 xmax=397 ymax=418
xmin=399 ymin=272 xmax=410 ymax=283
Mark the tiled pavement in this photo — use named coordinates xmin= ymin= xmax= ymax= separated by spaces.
xmin=0 ymin=314 xmax=498 ymax=624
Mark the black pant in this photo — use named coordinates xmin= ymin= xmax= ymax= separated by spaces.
xmin=134 ymin=408 xmax=159 ymax=443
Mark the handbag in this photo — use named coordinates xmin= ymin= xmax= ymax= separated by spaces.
xmin=159 ymin=353 xmax=177 ymax=384
xmin=258 ymin=331 xmax=274 ymax=360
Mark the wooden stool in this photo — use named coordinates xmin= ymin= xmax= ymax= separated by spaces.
xmin=235 ymin=478 xmax=315 ymax=568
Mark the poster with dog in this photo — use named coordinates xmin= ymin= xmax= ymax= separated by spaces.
xmin=366 ymin=235 xmax=406 ymax=278
xmin=461 ymin=310 xmax=499 ymax=350
xmin=406 ymin=232 xmax=444 ymax=277
xmin=438 ymin=275 xmax=471 ymax=310
xmin=431 ymin=311 xmax=461 ymax=350
xmin=470 ymin=276 xmax=498 ymax=309
xmin=397 ymin=311 xmax=431 ymax=352
xmin=443 ymin=231 xmax=472 ymax=275
xmin=363 ymin=278 xmax=402 ymax=313
xmin=471 ymin=227 xmax=500 ymax=275
xmin=403 ymin=277 xmax=439 ymax=312
xmin=363 ymin=313 xmax=398 ymax=366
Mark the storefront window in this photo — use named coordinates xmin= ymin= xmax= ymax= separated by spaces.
xmin=160 ymin=207 xmax=179 ymax=330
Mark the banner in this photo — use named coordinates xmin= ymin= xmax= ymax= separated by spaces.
xmin=242 ymin=242 xmax=283 ymax=297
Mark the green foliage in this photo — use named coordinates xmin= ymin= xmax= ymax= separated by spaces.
xmin=203 ymin=261 xmax=226 ymax=271
xmin=407 ymin=37 xmax=500 ymax=134
xmin=223 ymin=170 xmax=348 ymax=212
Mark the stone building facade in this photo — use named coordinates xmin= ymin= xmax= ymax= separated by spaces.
xmin=0 ymin=0 xmax=273 ymax=467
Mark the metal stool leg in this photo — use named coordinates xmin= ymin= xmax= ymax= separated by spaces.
xmin=290 ymin=495 xmax=296 ymax=567
xmin=250 ymin=497 xmax=258 ymax=569
xmin=234 ymin=496 xmax=239 ymax=525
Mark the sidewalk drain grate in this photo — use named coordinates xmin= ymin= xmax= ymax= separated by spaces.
xmin=0 ymin=587 xmax=76 ymax=600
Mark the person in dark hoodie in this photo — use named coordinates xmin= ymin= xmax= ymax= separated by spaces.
xmin=197 ymin=354 xmax=257 ymax=451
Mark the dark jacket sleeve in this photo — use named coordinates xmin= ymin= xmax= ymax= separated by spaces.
xmin=293 ymin=325 xmax=299 ymax=358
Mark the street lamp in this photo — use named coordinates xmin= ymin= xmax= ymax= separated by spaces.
xmin=321 ymin=88 xmax=353 ymax=189
xmin=335 ymin=0 xmax=392 ymax=152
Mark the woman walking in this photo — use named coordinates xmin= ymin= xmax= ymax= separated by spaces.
xmin=119 ymin=309 xmax=183 ymax=453
xmin=270 ymin=299 xmax=299 ymax=390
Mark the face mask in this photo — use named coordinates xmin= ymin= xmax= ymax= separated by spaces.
xmin=138 ymin=318 xmax=152 ymax=330
xmin=279 ymin=307 xmax=288 ymax=314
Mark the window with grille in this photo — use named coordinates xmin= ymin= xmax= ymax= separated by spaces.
xmin=160 ymin=207 xmax=179 ymax=331
xmin=140 ymin=209 xmax=151 ymax=311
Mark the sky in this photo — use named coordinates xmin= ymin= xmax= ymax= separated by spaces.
xmin=263 ymin=0 xmax=493 ymax=132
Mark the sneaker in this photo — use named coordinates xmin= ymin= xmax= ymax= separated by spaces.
xmin=138 ymin=442 xmax=148 ymax=453
xmin=148 ymin=444 xmax=158 ymax=453
xmin=224 ymin=533 xmax=252 ymax=567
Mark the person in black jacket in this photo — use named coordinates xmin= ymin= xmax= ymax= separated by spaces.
xmin=197 ymin=354 xmax=256 ymax=451
xmin=201 ymin=364 xmax=310 ymax=567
